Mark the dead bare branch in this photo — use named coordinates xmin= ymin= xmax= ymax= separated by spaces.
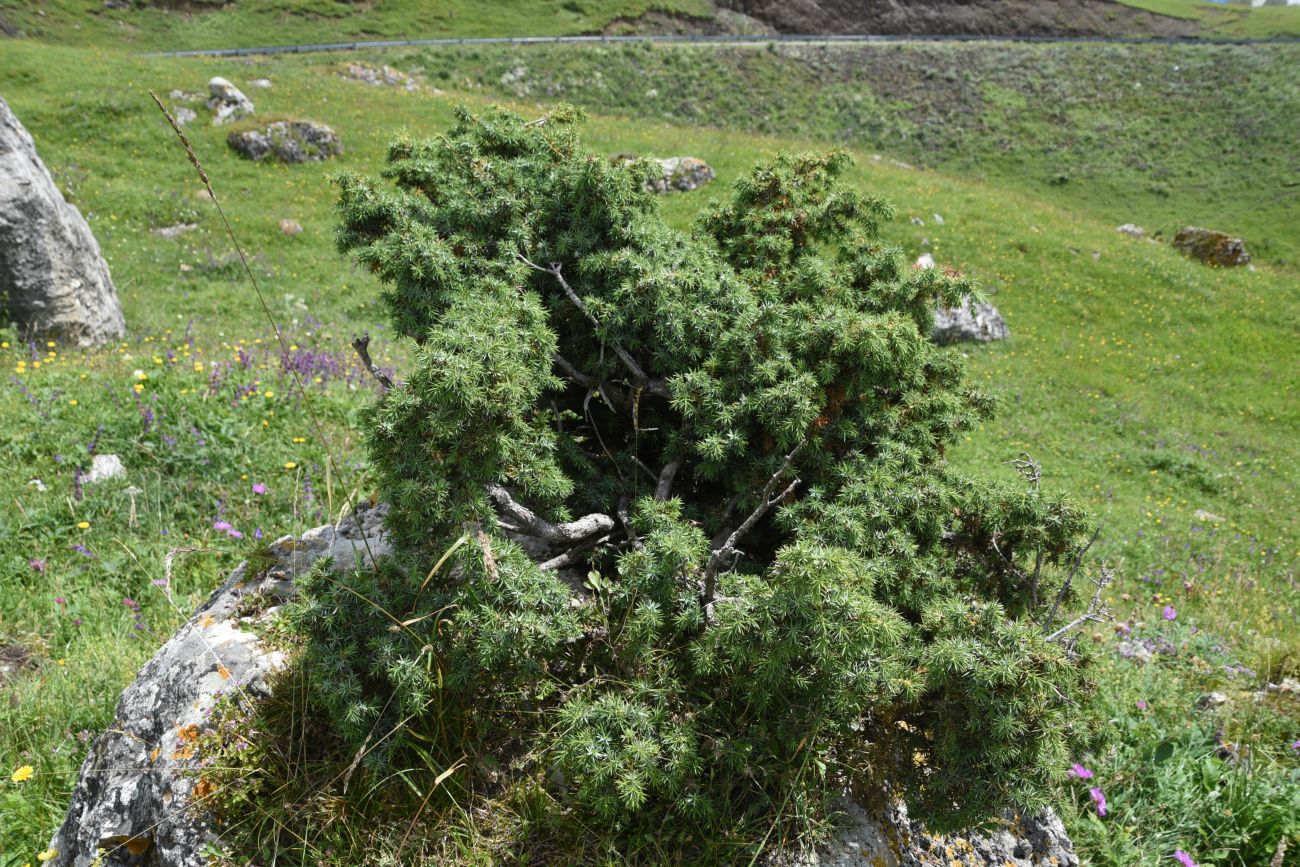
xmin=1008 ymin=451 xmax=1042 ymax=492
xmin=655 ymin=455 xmax=683 ymax=501
xmin=1045 ymin=526 xmax=1100 ymax=631
xmin=486 ymin=484 xmax=614 ymax=544
xmin=517 ymin=254 xmax=669 ymax=398
xmin=351 ymin=333 xmax=393 ymax=393
xmin=1047 ymin=565 xmax=1115 ymax=643
xmin=702 ymin=443 xmax=805 ymax=617
xmin=540 ymin=533 xmax=613 ymax=572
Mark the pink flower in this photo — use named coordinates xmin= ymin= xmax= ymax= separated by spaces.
xmin=227 ymin=529 xmax=244 ymax=539
xmin=54 ymin=596 xmax=66 ymax=606
xmin=1173 ymin=850 xmax=1197 ymax=867
xmin=252 ymin=483 xmax=267 ymax=495
xmin=1089 ymin=787 xmax=1107 ymax=817
xmin=1135 ymin=700 xmax=1148 ymax=711
xmin=29 ymin=558 xmax=47 ymax=573
xmin=1163 ymin=605 xmax=1177 ymax=621
xmin=212 ymin=520 xmax=233 ymax=532
xmin=1068 ymin=763 xmax=1094 ymax=780
xmin=122 ymin=597 xmax=138 ymax=610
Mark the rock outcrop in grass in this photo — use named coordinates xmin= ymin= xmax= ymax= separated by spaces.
xmin=0 ymin=95 xmax=125 ymax=346
xmin=48 ymin=502 xmax=391 ymax=867
xmin=1173 ymin=226 xmax=1251 ymax=268
xmin=227 ymin=120 xmax=342 ymax=163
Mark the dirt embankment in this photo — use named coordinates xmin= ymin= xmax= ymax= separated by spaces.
xmin=714 ymin=0 xmax=1203 ymax=38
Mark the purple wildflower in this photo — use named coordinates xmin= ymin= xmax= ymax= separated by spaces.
xmin=1163 ymin=605 xmax=1177 ymax=621
xmin=54 ymin=596 xmax=66 ymax=606
xmin=1135 ymin=700 xmax=1148 ymax=711
xmin=252 ymin=482 xmax=267 ymax=495
xmin=1173 ymin=851 xmax=1196 ymax=867
xmin=29 ymin=558 xmax=47 ymax=573
xmin=1069 ymin=763 xmax=1094 ymax=780
xmin=1089 ymin=787 xmax=1107 ymax=817
xmin=227 ymin=529 xmax=244 ymax=539
xmin=212 ymin=520 xmax=233 ymax=532
xmin=122 ymin=597 xmax=139 ymax=611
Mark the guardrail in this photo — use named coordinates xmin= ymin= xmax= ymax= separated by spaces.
xmin=142 ymin=31 xmax=1298 ymax=58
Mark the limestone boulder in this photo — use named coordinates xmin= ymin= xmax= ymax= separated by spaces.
xmin=782 ymin=798 xmax=1077 ymax=866
xmin=205 ymin=76 xmax=253 ymax=125
xmin=0 ymin=95 xmax=126 ymax=346
xmin=341 ymin=61 xmax=420 ymax=90
xmin=1173 ymin=226 xmax=1250 ymax=267
xmin=914 ymin=254 xmax=1007 ymax=344
xmin=637 ymin=156 xmax=716 ymax=193
xmin=227 ymin=120 xmax=342 ymax=163
xmin=48 ymin=502 xmax=391 ymax=867
xmin=932 ymin=300 xmax=1009 ymax=344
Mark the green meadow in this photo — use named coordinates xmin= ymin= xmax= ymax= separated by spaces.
xmin=0 ymin=25 xmax=1297 ymax=866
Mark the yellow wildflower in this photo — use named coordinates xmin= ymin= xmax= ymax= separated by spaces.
xmin=37 ymin=849 xmax=58 ymax=862
xmin=76 ymin=521 xmax=90 ymax=530
xmin=11 ymin=765 xmax=34 ymax=783
xmin=284 ymin=462 xmax=297 ymax=470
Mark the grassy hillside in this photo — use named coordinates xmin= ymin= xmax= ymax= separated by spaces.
xmin=1118 ymin=0 xmax=1300 ymax=36
xmin=0 ymin=38 xmax=1297 ymax=866
xmin=2 ymin=0 xmax=1298 ymax=49
xmin=402 ymin=40 xmax=1300 ymax=267
xmin=0 ymin=0 xmax=714 ymax=49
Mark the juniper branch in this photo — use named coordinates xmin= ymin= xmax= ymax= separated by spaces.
xmin=702 ymin=443 xmax=804 ymax=616
xmin=1047 ymin=565 xmax=1115 ymax=642
xmin=486 ymin=484 xmax=614 ymax=544
xmin=518 ymin=254 xmax=669 ymax=398
xmin=352 ymin=332 xmax=393 ymax=393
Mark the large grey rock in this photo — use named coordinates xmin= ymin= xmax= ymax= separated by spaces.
xmin=783 ymin=798 xmax=1077 ymax=867
xmin=932 ymin=300 xmax=1009 ymax=344
xmin=1173 ymin=226 xmax=1250 ymax=267
xmin=49 ymin=502 xmax=391 ymax=867
xmin=640 ymin=156 xmax=716 ymax=193
xmin=205 ymin=76 xmax=253 ymax=125
xmin=0 ymin=95 xmax=126 ymax=346
xmin=227 ymin=120 xmax=343 ymax=164
xmin=78 ymin=453 xmax=126 ymax=485
xmin=914 ymin=254 xmax=1008 ymax=344
xmin=341 ymin=61 xmax=420 ymax=90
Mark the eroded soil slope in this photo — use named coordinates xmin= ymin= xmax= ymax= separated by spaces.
xmin=716 ymin=0 xmax=1202 ymax=37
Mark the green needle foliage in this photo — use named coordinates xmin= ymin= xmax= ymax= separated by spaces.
xmin=290 ymin=103 xmax=1104 ymax=849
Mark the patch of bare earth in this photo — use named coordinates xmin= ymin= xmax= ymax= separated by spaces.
xmin=716 ymin=0 xmax=1203 ymax=38
xmin=0 ymin=644 xmax=32 ymax=689
xmin=599 ymin=9 xmax=775 ymax=36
